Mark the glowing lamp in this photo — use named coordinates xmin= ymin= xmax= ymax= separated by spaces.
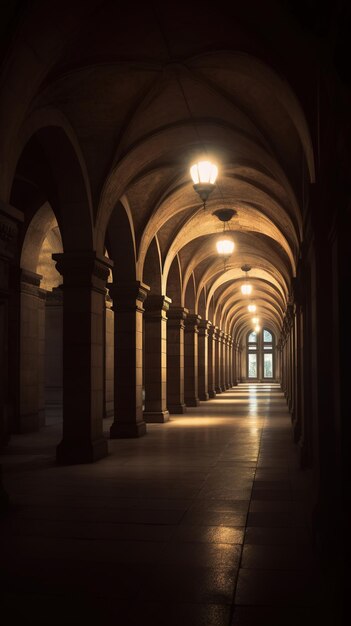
xmin=241 ymin=283 xmax=252 ymax=295
xmin=216 ymin=237 xmax=235 ymax=256
xmin=190 ymin=159 xmax=218 ymax=206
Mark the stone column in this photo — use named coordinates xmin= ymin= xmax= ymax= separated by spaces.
xmin=105 ymin=294 xmax=114 ymax=418
xmin=109 ymin=280 xmax=149 ymax=438
xmin=184 ymin=313 xmax=200 ymax=406
xmin=228 ymin=337 xmax=234 ymax=387
xmin=0 ymin=202 xmax=23 ymax=511
xmin=219 ymin=330 xmax=227 ymax=390
xmin=45 ymin=287 xmax=63 ymax=408
xmin=167 ymin=306 xmax=187 ymax=414
xmin=207 ymin=324 xmax=216 ymax=398
xmin=224 ymin=334 xmax=230 ymax=389
xmin=18 ymin=270 xmax=46 ymax=432
xmin=53 ymin=252 xmax=111 ymax=463
xmin=214 ymin=326 xmax=222 ymax=394
xmin=143 ymin=295 xmax=171 ymax=423
xmin=198 ymin=319 xmax=210 ymax=401
xmin=237 ymin=343 xmax=243 ymax=383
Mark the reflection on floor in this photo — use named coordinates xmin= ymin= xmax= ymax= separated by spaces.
xmin=0 ymin=384 xmax=339 ymax=625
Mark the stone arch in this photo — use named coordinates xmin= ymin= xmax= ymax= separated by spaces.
xmin=197 ymin=287 xmax=207 ymax=320
xmin=166 ymin=254 xmax=182 ymax=306
xmin=184 ymin=273 xmax=196 ymax=314
xmin=105 ymin=198 xmax=136 ymax=284
xmin=143 ymin=236 xmax=162 ymax=295
xmin=16 ymin=202 xmax=64 ymax=434
xmin=11 ymin=111 xmax=94 ymax=253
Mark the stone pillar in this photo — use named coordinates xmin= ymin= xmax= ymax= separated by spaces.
xmin=167 ymin=306 xmax=187 ymax=414
xmin=207 ymin=324 xmax=216 ymax=398
xmin=219 ymin=330 xmax=227 ymax=390
xmin=45 ymin=287 xmax=63 ymax=408
xmin=228 ymin=337 xmax=234 ymax=387
xmin=0 ymin=202 xmax=23 ymax=512
xmin=214 ymin=327 xmax=222 ymax=394
xmin=143 ymin=295 xmax=171 ymax=423
xmin=105 ymin=295 xmax=114 ymax=418
xmin=184 ymin=314 xmax=200 ymax=406
xmin=232 ymin=341 xmax=237 ymax=386
xmin=109 ymin=280 xmax=149 ymax=438
xmin=198 ymin=319 xmax=210 ymax=401
xmin=18 ymin=270 xmax=46 ymax=433
xmin=53 ymin=252 xmax=111 ymax=463
xmin=237 ymin=343 xmax=243 ymax=383
xmin=224 ymin=334 xmax=230 ymax=389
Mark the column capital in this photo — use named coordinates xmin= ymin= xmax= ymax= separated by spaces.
xmin=167 ymin=306 xmax=188 ymax=322
xmin=198 ymin=319 xmax=211 ymax=335
xmin=185 ymin=313 xmax=201 ymax=332
xmin=53 ymin=252 xmax=112 ymax=293
xmin=19 ymin=269 xmax=47 ymax=299
xmin=109 ymin=280 xmax=150 ymax=311
xmin=208 ymin=324 xmax=216 ymax=338
xmin=144 ymin=294 xmax=172 ymax=316
xmin=213 ymin=326 xmax=220 ymax=340
xmin=46 ymin=286 xmax=63 ymax=306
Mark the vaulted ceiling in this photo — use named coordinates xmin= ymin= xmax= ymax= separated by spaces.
xmin=2 ymin=0 xmax=320 ymax=340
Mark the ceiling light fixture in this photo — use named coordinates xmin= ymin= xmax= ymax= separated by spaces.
xmin=190 ymin=159 xmax=218 ymax=208
xmin=212 ymin=208 xmax=236 ymax=259
xmin=241 ymin=264 xmax=252 ymax=295
xmin=252 ymin=317 xmax=259 ymax=325
xmin=248 ymin=303 xmax=256 ymax=313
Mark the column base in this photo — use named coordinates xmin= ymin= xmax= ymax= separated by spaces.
xmin=185 ymin=397 xmax=200 ymax=407
xmin=110 ymin=420 xmax=147 ymax=438
xmin=215 ymin=386 xmax=223 ymax=394
xmin=208 ymin=390 xmax=216 ymax=398
xmin=168 ymin=404 xmax=187 ymax=414
xmin=199 ymin=392 xmax=209 ymax=401
xmin=56 ymin=437 xmax=108 ymax=465
xmin=144 ymin=410 xmax=170 ymax=423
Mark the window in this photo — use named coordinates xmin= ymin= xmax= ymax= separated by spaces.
xmin=263 ymin=327 xmax=273 ymax=379
xmin=263 ymin=329 xmax=272 ymax=343
xmin=248 ymin=353 xmax=257 ymax=378
xmin=246 ymin=327 xmax=274 ymax=379
xmin=247 ymin=330 xmax=258 ymax=378
xmin=264 ymin=353 xmax=273 ymax=378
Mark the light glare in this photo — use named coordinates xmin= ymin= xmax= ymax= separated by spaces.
xmin=216 ymin=238 xmax=235 ymax=255
xmin=190 ymin=160 xmax=218 ymax=185
xmin=241 ymin=283 xmax=252 ymax=295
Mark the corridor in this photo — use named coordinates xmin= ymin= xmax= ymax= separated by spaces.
xmin=0 ymin=384 xmax=334 ymax=625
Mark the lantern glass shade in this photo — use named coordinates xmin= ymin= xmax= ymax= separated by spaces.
xmin=252 ymin=317 xmax=259 ymax=325
xmin=190 ymin=160 xmax=218 ymax=185
xmin=248 ymin=304 xmax=256 ymax=313
xmin=216 ymin=237 xmax=235 ymax=256
xmin=241 ymin=283 xmax=252 ymax=295
xmin=254 ymin=324 xmax=260 ymax=332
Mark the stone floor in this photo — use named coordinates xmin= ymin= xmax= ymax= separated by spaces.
xmin=0 ymin=384 xmax=340 ymax=625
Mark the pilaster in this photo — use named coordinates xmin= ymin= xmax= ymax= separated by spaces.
xmin=198 ymin=319 xmax=211 ymax=401
xmin=53 ymin=252 xmax=111 ymax=463
xmin=143 ymin=294 xmax=171 ymax=423
xmin=109 ymin=280 xmax=150 ymax=438
xmin=167 ymin=306 xmax=188 ymax=414
xmin=184 ymin=313 xmax=200 ymax=407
